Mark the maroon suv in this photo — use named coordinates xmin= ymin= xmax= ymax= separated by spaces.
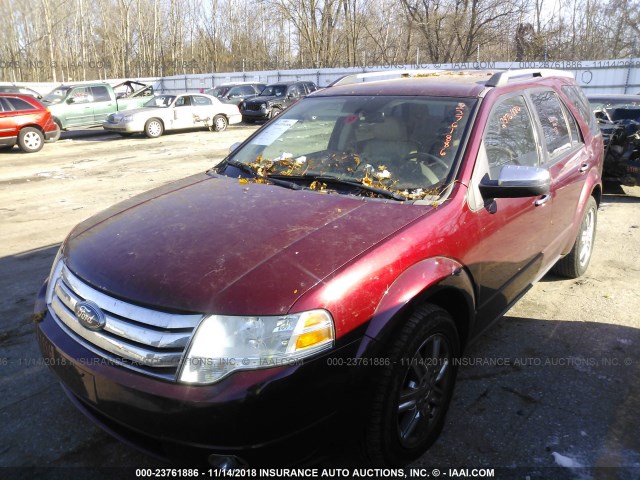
xmin=0 ymin=93 xmax=59 ymax=153
xmin=35 ymin=69 xmax=603 ymax=467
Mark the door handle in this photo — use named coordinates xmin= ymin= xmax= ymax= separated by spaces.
xmin=579 ymin=163 xmax=589 ymax=173
xmin=534 ymin=194 xmax=551 ymax=206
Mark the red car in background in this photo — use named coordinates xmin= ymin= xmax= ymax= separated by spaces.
xmin=0 ymin=93 xmax=59 ymax=153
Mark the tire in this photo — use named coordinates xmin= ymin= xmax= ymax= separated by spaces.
xmin=270 ymin=107 xmax=282 ymax=119
xmin=363 ymin=304 xmax=460 ymax=466
xmin=242 ymin=116 xmax=255 ymax=124
xmin=552 ymin=196 xmax=598 ymax=279
xmin=144 ymin=118 xmax=164 ymax=138
xmin=212 ymin=114 xmax=228 ymax=132
xmin=18 ymin=127 xmax=44 ymax=153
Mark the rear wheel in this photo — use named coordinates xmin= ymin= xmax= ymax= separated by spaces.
xmin=18 ymin=127 xmax=44 ymax=153
xmin=212 ymin=115 xmax=228 ymax=132
xmin=363 ymin=304 xmax=459 ymax=466
xmin=144 ymin=118 xmax=164 ymax=138
xmin=552 ymin=196 xmax=598 ymax=278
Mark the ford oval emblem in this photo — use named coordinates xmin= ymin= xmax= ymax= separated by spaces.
xmin=74 ymin=301 xmax=106 ymax=331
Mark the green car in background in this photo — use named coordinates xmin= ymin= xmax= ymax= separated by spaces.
xmin=42 ymin=80 xmax=154 ymax=139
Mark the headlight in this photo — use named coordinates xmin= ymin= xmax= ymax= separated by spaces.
xmin=45 ymin=250 xmax=64 ymax=306
xmin=261 ymin=103 xmax=267 ymax=109
xmin=179 ymin=309 xmax=334 ymax=384
xmin=122 ymin=114 xmax=134 ymax=122
xmin=239 ymin=102 xmax=245 ymax=109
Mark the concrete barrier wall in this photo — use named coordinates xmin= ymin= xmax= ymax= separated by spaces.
xmin=2 ymin=58 xmax=639 ymax=95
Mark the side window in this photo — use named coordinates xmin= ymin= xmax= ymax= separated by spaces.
xmin=288 ymin=85 xmax=301 ymax=98
xmin=562 ymin=85 xmax=600 ymax=136
xmin=5 ymin=97 xmax=36 ymax=111
xmin=530 ymin=90 xmax=573 ymax=160
xmin=0 ymin=98 xmax=9 ymax=112
xmin=90 ymin=86 xmax=111 ymax=102
xmin=175 ymin=96 xmax=191 ymax=107
xmin=70 ymin=87 xmax=92 ymax=102
xmin=192 ymin=95 xmax=212 ymax=105
xmin=483 ymin=95 xmax=540 ymax=179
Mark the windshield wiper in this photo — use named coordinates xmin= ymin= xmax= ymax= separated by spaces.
xmin=269 ymin=174 xmax=407 ymax=201
xmin=218 ymin=160 xmax=304 ymax=191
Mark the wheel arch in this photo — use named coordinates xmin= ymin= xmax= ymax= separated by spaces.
xmin=357 ymin=257 xmax=476 ymax=359
xmin=559 ymin=178 xmax=603 ymax=255
xmin=52 ymin=116 xmax=64 ymax=131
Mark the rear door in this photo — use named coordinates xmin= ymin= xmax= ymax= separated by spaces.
xmin=191 ymin=95 xmax=215 ymax=126
xmin=0 ymin=98 xmax=18 ymax=142
xmin=529 ymin=89 xmax=588 ymax=261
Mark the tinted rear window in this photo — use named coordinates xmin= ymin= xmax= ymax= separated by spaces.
xmin=562 ymin=85 xmax=599 ymax=136
xmin=5 ymin=97 xmax=36 ymax=111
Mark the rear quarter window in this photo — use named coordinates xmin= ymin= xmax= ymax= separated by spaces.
xmin=562 ymin=85 xmax=600 ymax=136
xmin=5 ymin=97 xmax=36 ymax=111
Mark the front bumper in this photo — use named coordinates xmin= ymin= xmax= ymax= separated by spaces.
xmin=102 ymin=121 xmax=144 ymax=133
xmin=35 ymin=301 xmax=363 ymax=465
xmin=240 ymin=106 xmax=270 ymax=120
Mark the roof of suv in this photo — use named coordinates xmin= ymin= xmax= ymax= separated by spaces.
xmin=315 ymin=69 xmax=575 ymax=98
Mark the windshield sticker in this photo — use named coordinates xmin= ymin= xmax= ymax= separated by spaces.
xmin=251 ymin=119 xmax=299 ymax=145
xmin=439 ymin=103 xmax=467 ymax=157
xmin=499 ymin=105 xmax=522 ymax=129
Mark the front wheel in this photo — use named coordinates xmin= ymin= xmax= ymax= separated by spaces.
xmin=18 ymin=127 xmax=44 ymax=153
xmin=363 ymin=304 xmax=460 ymax=466
xmin=269 ymin=107 xmax=282 ymax=119
xmin=45 ymin=119 xmax=62 ymax=143
xmin=212 ymin=114 xmax=228 ymax=132
xmin=552 ymin=196 xmax=598 ymax=278
xmin=144 ymin=118 xmax=164 ymax=138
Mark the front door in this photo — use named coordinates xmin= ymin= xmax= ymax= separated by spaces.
xmin=465 ymin=93 xmax=554 ymax=330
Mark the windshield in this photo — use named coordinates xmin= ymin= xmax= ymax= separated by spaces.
xmin=43 ymin=87 xmax=71 ymax=104
xmin=222 ymin=95 xmax=476 ymax=201
xmin=260 ymin=85 xmax=287 ymax=97
xmin=144 ymin=95 xmax=175 ymax=107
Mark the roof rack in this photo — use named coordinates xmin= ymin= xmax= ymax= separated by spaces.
xmin=327 ymin=69 xmax=440 ymax=87
xmin=485 ymin=69 xmax=574 ymax=87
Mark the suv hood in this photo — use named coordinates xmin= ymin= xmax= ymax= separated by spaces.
xmin=245 ymin=95 xmax=279 ymax=104
xmin=64 ymin=173 xmax=428 ymax=315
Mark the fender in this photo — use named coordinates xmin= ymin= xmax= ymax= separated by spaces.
xmin=356 ymin=256 xmax=476 ymax=358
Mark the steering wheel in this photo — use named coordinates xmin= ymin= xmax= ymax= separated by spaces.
xmin=400 ymin=152 xmax=450 ymax=185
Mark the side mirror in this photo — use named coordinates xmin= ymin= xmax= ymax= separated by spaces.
xmin=479 ymin=165 xmax=550 ymax=198
xmin=229 ymin=142 xmax=241 ymax=154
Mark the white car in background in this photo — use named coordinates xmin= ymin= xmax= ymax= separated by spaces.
xmin=102 ymin=93 xmax=241 ymax=138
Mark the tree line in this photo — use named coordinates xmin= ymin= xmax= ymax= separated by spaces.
xmin=1 ymin=0 xmax=638 ymax=83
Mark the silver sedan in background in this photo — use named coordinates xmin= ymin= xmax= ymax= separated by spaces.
xmin=102 ymin=93 xmax=242 ymax=138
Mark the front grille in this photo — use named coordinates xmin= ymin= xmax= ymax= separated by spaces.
xmin=246 ymin=103 xmax=263 ymax=112
xmin=48 ymin=264 xmax=203 ymax=381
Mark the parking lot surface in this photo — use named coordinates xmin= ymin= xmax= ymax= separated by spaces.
xmin=1 ymin=126 xmax=639 ymax=478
